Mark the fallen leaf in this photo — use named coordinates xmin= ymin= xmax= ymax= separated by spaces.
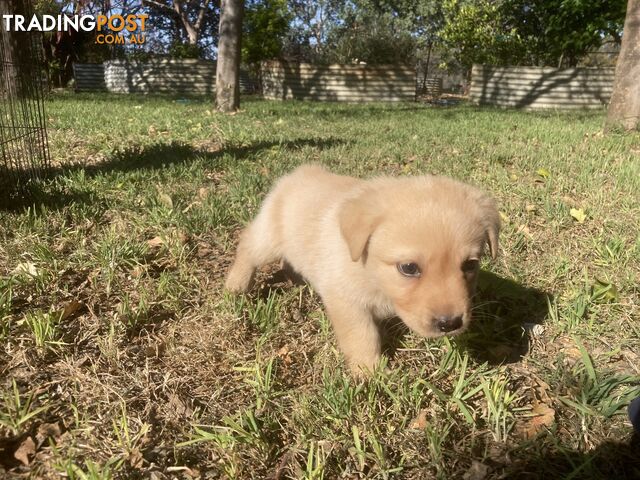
xmin=128 ymin=448 xmax=144 ymax=468
xmin=177 ymin=231 xmax=190 ymax=245
xmin=536 ymin=167 xmax=550 ymax=179
xmin=14 ymin=436 xmax=36 ymax=465
xmin=570 ymin=208 xmax=587 ymax=224
xmin=463 ymin=460 xmax=490 ymax=480
xmin=533 ymin=377 xmax=552 ymax=403
xmin=408 ymin=409 xmax=428 ymax=429
xmin=131 ymin=265 xmax=146 ymax=278
xmin=35 ymin=422 xmax=61 ymax=448
xmin=61 ymin=300 xmax=83 ymax=321
xmin=520 ymin=401 xmax=555 ymax=439
xmin=198 ymin=187 xmax=210 ymax=199
xmin=147 ymin=236 xmax=164 ymax=249
xmin=12 ymin=261 xmax=39 ymax=278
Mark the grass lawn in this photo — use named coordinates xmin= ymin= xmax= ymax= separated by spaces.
xmin=1 ymin=93 xmax=639 ymax=479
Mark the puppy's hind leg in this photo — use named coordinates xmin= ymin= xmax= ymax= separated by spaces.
xmin=225 ymin=218 xmax=281 ymax=293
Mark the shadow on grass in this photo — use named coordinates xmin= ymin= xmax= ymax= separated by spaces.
xmin=380 ymin=270 xmax=551 ymax=365
xmin=253 ymin=266 xmax=550 ymax=368
xmin=502 ymin=432 xmax=640 ymax=479
xmin=459 ymin=270 xmax=551 ymax=365
xmin=0 ymin=137 xmax=346 ymax=212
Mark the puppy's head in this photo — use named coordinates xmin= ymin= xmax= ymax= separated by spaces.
xmin=339 ymin=176 xmax=500 ymax=338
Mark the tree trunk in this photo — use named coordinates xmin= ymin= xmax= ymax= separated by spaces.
xmin=0 ymin=0 xmax=29 ymax=97
xmin=216 ymin=0 xmax=243 ymax=112
xmin=606 ymin=0 xmax=640 ymax=131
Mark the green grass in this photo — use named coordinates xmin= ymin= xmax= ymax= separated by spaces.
xmin=1 ymin=93 xmax=639 ymax=478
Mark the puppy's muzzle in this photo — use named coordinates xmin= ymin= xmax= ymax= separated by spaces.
xmin=434 ymin=314 xmax=463 ymax=333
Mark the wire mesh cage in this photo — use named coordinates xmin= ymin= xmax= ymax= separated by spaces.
xmin=0 ymin=0 xmax=51 ymax=206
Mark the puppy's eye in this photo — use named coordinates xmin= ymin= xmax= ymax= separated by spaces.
xmin=461 ymin=259 xmax=479 ymax=274
xmin=397 ymin=262 xmax=421 ymax=277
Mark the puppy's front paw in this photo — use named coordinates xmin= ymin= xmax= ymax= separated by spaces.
xmin=224 ymin=263 xmax=253 ymax=293
xmin=348 ymin=354 xmax=387 ymax=380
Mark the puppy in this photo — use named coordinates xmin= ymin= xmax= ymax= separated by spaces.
xmin=225 ymin=165 xmax=500 ymax=375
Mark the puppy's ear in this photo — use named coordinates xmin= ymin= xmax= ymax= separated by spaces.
xmin=479 ymin=196 xmax=500 ymax=260
xmin=339 ymin=189 xmax=382 ymax=262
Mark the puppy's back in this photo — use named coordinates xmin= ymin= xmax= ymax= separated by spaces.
xmin=258 ymin=164 xmax=361 ymax=278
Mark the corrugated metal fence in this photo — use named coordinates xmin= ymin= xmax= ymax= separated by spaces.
xmin=73 ymin=63 xmax=106 ymax=92
xmin=261 ymin=61 xmax=416 ymax=102
xmin=73 ymin=60 xmax=256 ymax=94
xmin=470 ymin=65 xmax=614 ymax=109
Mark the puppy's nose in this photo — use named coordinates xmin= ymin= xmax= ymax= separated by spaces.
xmin=435 ymin=315 xmax=463 ymax=333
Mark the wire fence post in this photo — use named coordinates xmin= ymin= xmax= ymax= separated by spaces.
xmin=0 ymin=0 xmax=51 ymax=207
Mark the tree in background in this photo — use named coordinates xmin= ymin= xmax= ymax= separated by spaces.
xmin=284 ymin=0 xmax=342 ymax=62
xmin=216 ymin=0 xmax=243 ymax=112
xmin=324 ymin=0 xmax=417 ymax=65
xmin=438 ymin=0 xmax=626 ymax=71
xmin=242 ymin=0 xmax=290 ymax=64
xmin=606 ymin=0 xmax=640 ymax=131
xmin=35 ymin=0 xmax=132 ymax=87
xmin=143 ymin=0 xmax=216 ymax=47
xmin=503 ymin=0 xmax=627 ymax=67
xmin=440 ymin=0 xmax=530 ymax=71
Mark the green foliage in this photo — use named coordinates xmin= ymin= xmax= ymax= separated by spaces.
xmin=243 ymin=0 xmax=291 ymax=63
xmin=438 ymin=0 xmax=627 ymax=70
xmin=325 ymin=1 xmax=417 ymax=64
xmin=439 ymin=0 xmax=527 ymax=70
xmin=503 ymin=0 xmax=627 ymax=67
xmin=169 ymin=41 xmax=203 ymax=59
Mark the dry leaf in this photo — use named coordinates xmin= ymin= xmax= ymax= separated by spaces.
xmin=14 ymin=436 xmax=36 ymax=465
xmin=147 ymin=236 xmax=164 ymax=249
xmin=131 ymin=265 xmax=146 ymax=278
xmin=520 ymin=401 xmax=555 ymax=439
xmin=178 ymin=231 xmax=190 ymax=245
xmin=463 ymin=460 xmax=490 ymax=480
xmin=61 ymin=300 xmax=83 ymax=321
xmin=570 ymin=208 xmax=587 ymax=224
xmin=128 ymin=448 xmax=144 ymax=468
xmin=408 ymin=409 xmax=428 ymax=429
xmin=198 ymin=187 xmax=210 ymax=199
xmin=35 ymin=422 xmax=61 ymax=448
xmin=12 ymin=261 xmax=39 ymax=278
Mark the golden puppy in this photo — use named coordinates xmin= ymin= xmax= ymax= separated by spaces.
xmin=225 ymin=165 xmax=500 ymax=375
